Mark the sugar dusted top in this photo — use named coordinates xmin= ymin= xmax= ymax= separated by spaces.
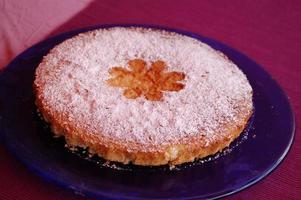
xmin=34 ymin=27 xmax=253 ymax=151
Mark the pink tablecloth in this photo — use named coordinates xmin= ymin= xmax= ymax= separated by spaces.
xmin=1 ymin=0 xmax=300 ymax=199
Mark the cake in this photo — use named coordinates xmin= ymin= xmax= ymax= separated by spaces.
xmin=34 ymin=27 xmax=253 ymax=166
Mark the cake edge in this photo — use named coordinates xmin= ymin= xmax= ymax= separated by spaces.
xmin=34 ymin=89 xmax=253 ymax=166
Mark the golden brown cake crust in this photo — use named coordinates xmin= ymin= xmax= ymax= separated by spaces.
xmin=34 ymin=27 xmax=253 ymax=166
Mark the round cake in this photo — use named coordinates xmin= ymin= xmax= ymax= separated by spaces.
xmin=34 ymin=27 xmax=253 ymax=166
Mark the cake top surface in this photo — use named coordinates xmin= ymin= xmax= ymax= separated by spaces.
xmin=35 ymin=27 xmax=253 ymax=151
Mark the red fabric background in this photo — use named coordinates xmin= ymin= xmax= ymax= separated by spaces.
xmin=1 ymin=0 xmax=300 ymax=199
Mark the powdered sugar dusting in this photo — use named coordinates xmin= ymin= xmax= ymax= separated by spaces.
xmin=34 ymin=27 xmax=253 ymax=151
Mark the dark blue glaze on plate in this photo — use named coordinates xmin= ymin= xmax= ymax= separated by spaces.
xmin=0 ymin=25 xmax=295 ymax=199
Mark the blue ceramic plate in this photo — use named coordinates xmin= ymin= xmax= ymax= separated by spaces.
xmin=0 ymin=25 xmax=295 ymax=200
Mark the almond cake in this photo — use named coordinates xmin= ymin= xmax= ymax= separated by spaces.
xmin=34 ymin=27 xmax=253 ymax=166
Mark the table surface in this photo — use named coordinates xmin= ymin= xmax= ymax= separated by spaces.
xmin=0 ymin=0 xmax=300 ymax=199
